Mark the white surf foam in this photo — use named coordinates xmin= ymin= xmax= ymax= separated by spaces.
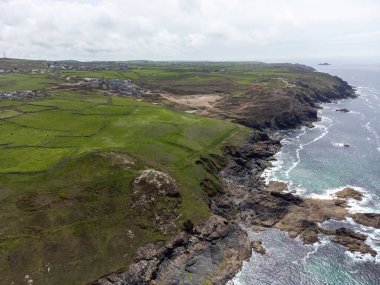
xmin=292 ymin=235 xmax=330 ymax=265
xmin=333 ymin=142 xmax=348 ymax=148
xmin=345 ymin=218 xmax=380 ymax=263
xmin=363 ymin=121 xmax=380 ymax=154
xmin=357 ymin=86 xmax=380 ymax=109
xmin=345 ymin=251 xmax=378 ymax=263
xmin=320 ymin=218 xmax=380 ymax=263
xmin=307 ymin=185 xmax=379 ymax=214
xmin=349 ymin=110 xmax=366 ymax=120
xmin=262 ymin=115 xmax=333 ymax=190
xmin=285 ymin=117 xmax=332 ymax=178
xmin=261 ymin=152 xmax=287 ymax=185
xmin=227 ymin=268 xmax=245 ymax=285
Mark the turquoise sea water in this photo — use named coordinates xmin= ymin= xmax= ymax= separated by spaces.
xmin=230 ymin=64 xmax=380 ymax=285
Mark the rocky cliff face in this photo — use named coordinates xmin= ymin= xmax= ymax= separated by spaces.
xmin=232 ymin=76 xmax=356 ymax=130
xmin=93 ymin=215 xmax=252 ymax=285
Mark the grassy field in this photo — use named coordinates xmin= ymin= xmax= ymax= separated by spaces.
xmin=0 ymin=88 xmax=251 ymax=284
xmin=57 ymin=63 xmax=305 ymax=91
xmin=0 ymin=73 xmax=57 ymax=92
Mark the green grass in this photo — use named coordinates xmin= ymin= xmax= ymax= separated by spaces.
xmin=0 ymin=109 xmax=20 ymax=118
xmin=0 ymin=73 xmax=57 ymax=92
xmin=0 ymin=89 xmax=251 ymax=285
xmin=0 ymin=122 xmax=60 ymax=146
xmin=0 ymin=147 xmax=71 ymax=172
xmin=61 ymin=70 xmax=139 ymax=80
xmin=16 ymin=104 xmax=56 ymax=113
xmin=7 ymin=109 xmax=106 ymax=135
xmin=0 ymin=101 xmax=22 ymax=107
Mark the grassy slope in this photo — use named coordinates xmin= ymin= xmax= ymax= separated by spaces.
xmin=0 ymin=78 xmax=250 ymax=284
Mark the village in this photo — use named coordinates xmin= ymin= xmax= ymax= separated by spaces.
xmin=77 ymin=77 xmax=150 ymax=95
xmin=0 ymin=59 xmax=130 ymax=74
xmin=0 ymin=90 xmax=51 ymax=100
xmin=47 ymin=61 xmax=130 ymax=71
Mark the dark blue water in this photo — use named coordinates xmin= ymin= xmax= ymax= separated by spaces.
xmin=230 ymin=64 xmax=380 ymax=285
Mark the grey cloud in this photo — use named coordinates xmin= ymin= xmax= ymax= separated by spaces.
xmin=0 ymin=0 xmax=379 ymax=61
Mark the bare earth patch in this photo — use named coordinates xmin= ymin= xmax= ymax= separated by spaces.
xmin=160 ymin=93 xmax=222 ymax=114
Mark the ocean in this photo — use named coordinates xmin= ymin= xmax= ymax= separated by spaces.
xmin=230 ymin=64 xmax=380 ymax=285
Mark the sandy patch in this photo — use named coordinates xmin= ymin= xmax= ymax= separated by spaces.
xmin=160 ymin=93 xmax=222 ymax=109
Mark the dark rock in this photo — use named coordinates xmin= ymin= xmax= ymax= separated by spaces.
xmin=251 ymin=240 xmax=266 ymax=254
xmin=350 ymin=213 xmax=380 ymax=229
xmin=331 ymin=227 xmax=376 ymax=257
xmin=267 ymin=181 xmax=288 ymax=193
xmin=299 ymin=228 xmax=319 ymax=244
xmin=334 ymin=227 xmax=366 ymax=240
xmin=336 ymin=108 xmax=350 ymax=113
xmin=93 ymin=215 xmax=252 ymax=285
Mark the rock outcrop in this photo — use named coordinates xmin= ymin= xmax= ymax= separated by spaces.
xmin=350 ymin=213 xmax=380 ymax=229
xmin=330 ymin=228 xmax=376 ymax=257
xmin=251 ymin=240 xmax=266 ymax=254
xmin=335 ymin=187 xmax=364 ymax=201
xmin=336 ymin=108 xmax=350 ymax=113
xmin=93 ymin=215 xmax=252 ymax=285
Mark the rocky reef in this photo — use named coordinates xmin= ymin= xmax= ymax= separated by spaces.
xmin=336 ymin=187 xmax=364 ymax=201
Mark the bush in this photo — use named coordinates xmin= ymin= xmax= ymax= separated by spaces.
xmin=59 ymin=192 xmax=67 ymax=199
xmin=182 ymin=219 xmax=194 ymax=233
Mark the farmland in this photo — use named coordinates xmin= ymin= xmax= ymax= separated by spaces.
xmin=0 ymin=82 xmax=250 ymax=284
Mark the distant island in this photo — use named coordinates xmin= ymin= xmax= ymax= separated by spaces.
xmin=319 ymin=62 xmax=331 ymax=66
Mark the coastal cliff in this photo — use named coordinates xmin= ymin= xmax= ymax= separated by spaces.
xmin=93 ymin=71 xmax=373 ymax=285
xmin=2 ymin=60 xmax=377 ymax=285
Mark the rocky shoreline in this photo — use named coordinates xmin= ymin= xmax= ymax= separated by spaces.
xmin=92 ymin=76 xmax=380 ymax=285
xmin=219 ymin=134 xmax=380 ymax=257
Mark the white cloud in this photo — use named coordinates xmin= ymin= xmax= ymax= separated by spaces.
xmin=0 ymin=0 xmax=379 ymax=60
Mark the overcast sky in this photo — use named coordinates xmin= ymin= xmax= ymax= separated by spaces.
xmin=1 ymin=0 xmax=379 ymax=61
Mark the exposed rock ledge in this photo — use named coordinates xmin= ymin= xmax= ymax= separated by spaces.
xmin=335 ymin=187 xmax=364 ymax=201
xmin=350 ymin=213 xmax=380 ymax=229
xmin=93 ymin=215 xmax=252 ymax=285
